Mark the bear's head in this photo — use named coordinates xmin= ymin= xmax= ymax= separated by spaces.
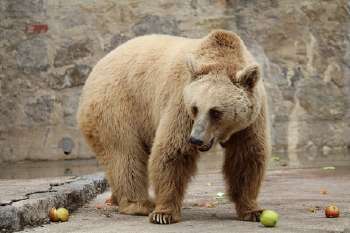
xmin=183 ymin=30 xmax=262 ymax=152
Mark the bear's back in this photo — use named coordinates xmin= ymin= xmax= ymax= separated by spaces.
xmin=84 ymin=34 xmax=197 ymax=89
xmin=78 ymin=34 xmax=199 ymax=132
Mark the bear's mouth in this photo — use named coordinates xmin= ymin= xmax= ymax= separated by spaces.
xmin=198 ymin=138 xmax=214 ymax=152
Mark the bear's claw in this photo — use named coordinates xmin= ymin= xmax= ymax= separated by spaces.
xmin=149 ymin=212 xmax=174 ymax=224
xmin=239 ymin=209 xmax=263 ymax=222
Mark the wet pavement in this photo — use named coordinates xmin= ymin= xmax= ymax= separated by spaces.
xmin=0 ymin=143 xmax=342 ymax=180
xmin=0 ymin=147 xmax=222 ymax=180
xmin=0 ymin=159 xmax=101 ymax=179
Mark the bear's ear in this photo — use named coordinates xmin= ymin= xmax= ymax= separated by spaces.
xmin=205 ymin=30 xmax=242 ymax=49
xmin=236 ymin=64 xmax=260 ymax=90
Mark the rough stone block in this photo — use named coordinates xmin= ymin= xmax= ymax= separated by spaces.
xmin=54 ymin=40 xmax=92 ymax=67
xmin=16 ymin=38 xmax=49 ymax=71
xmin=132 ymin=15 xmax=179 ymax=36
xmin=49 ymin=65 xmax=91 ymax=90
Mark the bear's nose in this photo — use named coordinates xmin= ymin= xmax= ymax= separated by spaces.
xmin=189 ymin=137 xmax=203 ymax=146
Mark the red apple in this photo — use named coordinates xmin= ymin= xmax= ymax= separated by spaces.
xmin=49 ymin=208 xmax=59 ymax=222
xmin=325 ymin=205 xmax=340 ymax=218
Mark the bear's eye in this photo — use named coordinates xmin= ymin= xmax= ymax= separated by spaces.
xmin=191 ymin=106 xmax=198 ymax=117
xmin=209 ymin=108 xmax=222 ymax=120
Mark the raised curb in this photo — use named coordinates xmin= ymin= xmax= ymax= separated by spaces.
xmin=0 ymin=173 xmax=107 ymax=233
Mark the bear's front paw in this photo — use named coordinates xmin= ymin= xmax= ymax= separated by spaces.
xmin=149 ymin=211 xmax=178 ymax=224
xmin=238 ymin=209 xmax=264 ymax=222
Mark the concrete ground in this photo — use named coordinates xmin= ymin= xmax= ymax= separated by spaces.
xmin=18 ymin=166 xmax=350 ymax=233
xmin=0 ymin=173 xmax=107 ymax=232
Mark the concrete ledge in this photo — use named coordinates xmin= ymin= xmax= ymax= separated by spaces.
xmin=0 ymin=173 xmax=107 ymax=233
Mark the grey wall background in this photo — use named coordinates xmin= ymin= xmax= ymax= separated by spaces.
xmin=0 ymin=0 xmax=349 ymax=167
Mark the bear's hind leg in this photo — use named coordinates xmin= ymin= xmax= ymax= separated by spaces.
xmin=107 ymin=141 xmax=154 ymax=216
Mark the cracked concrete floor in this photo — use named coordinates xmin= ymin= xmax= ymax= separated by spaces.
xmin=0 ymin=176 xmax=78 ymax=206
xmin=20 ymin=166 xmax=350 ymax=233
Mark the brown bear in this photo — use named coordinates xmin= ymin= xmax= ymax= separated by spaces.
xmin=77 ymin=30 xmax=269 ymax=224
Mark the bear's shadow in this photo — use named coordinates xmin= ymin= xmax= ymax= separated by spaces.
xmin=181 ymin=207 xmax=240 ymax=222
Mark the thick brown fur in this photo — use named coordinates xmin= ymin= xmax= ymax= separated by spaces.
xmin=77 ymin=30 xmax=269 ymax=224
xmin=221 ymin=98 xmax=269 ymax=221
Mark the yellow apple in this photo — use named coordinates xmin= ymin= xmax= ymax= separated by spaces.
xmin=56 ymin=207 xmax=69 ymax=222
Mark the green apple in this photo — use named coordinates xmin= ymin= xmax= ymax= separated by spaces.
xmin=260 ymin=210 xmax=279 ymax=227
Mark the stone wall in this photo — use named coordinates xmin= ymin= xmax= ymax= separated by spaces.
xmin=0 ymin=0 xmax=349 ymax=166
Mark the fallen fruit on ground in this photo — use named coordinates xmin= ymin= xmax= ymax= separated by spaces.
xmin=56 ymin=207 xmax=70 ymax=222
xmin=260 ymin=210 xmax=279 ymax=227
xmin=49 ymin=208 xmax=59 ymax=222
xmin=322 ymin=166 xmax=336 ymax=170
xmin=216 ymin=192 xmax=225 ymax=198
xmin=325 ymin=205 xmax=340 ymax=218
xmin=105 ymin=196 xmax=113 ymax=205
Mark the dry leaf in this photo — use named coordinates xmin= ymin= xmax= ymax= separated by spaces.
xmin=308 ymin=206 xmax=322 ymax=213
xmin=320 ymin=189 xmax=328 ymax=195
xmin=204 ymin=202 xmax=216 ymax=208
xmin=196 ymin=201 xmax=216 ymax=208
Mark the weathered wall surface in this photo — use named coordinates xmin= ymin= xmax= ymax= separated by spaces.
xmin=0 ymin=0 xmax=349 ymax=166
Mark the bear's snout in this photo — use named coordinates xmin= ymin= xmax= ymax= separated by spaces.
xmin=189 ymin=137 xmax=214 ymax=152
xmin=189 ymin=137 xmax=204 ymax=146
